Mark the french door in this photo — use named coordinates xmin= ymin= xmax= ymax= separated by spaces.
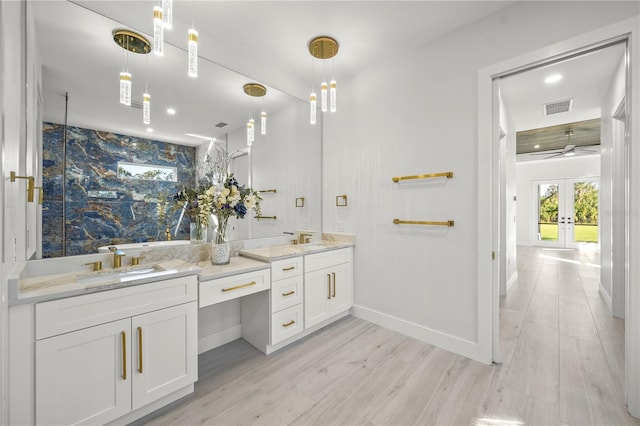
xmin=534 ymin=178 xmax=599 ymax=248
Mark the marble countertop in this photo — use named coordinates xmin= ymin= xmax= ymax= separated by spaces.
xmin=11 ymin=259 xmax=201 ymax=306
xmin=239 ymin=240 xmax=354 ymax=262
xmin=10 ymin=234 xmax=355 ymax=305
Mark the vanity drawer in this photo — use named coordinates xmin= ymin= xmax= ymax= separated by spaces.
xmin=199 ymin=268 xmax=270 ymax=308
xmin=304 ymin=247 xmax=353 ymax=272
xmin=271 ymin=304 xmax=303 ymax=345
xmin=271 ymin=275 xmax=303 ymax=313
xmin=36 ymin=275 xmax=198 ymax=340
xmin=271 ymin=257 xmax=303 ymax=281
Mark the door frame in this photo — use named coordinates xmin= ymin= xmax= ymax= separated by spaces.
xmin=477 ymin=16 xmax=639 ymax=415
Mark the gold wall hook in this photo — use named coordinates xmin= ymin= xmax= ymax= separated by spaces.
xmin=10 ymin=171 xmax=35 ymax=202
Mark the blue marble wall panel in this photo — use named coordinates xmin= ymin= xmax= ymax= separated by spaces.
xmin=43 ymin=123 xmax=196 ymax=257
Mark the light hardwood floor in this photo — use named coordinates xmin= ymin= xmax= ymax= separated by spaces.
xmin=138 ymin=246 xmax=638 ymax=425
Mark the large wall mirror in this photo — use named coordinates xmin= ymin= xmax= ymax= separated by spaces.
xmin=30 ymin=1 xmax=321 ymax=258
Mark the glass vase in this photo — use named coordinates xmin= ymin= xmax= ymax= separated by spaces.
xmin=190 ymin=218 xmax=207 ymax=244
xmin=211 ymin=216 xmax=230 ymax=264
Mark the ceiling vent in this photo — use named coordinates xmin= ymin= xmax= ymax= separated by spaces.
xmin=543 ymin=98 xmax=573 ymax=116
xmin=215 ymin=122 xmax=228 ymax=128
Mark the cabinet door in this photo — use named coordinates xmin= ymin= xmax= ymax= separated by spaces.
xmin=131 ymin=302 xmax=198 ymax=410
xmin=304 ymin=267 xmax=333 ymax=329
xmin=36 ymin=318 xmax=131 ymax=426
xmin=328 ymin=262 xmax=353 ymax=316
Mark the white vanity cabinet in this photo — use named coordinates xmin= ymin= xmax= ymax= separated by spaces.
xmin=304 ymin=247 xmax=354 ymax=329
xmin=34 ymin=276 xmax=198 ymax=426
xmin=270 ymin=257 xmax=304 ymax=345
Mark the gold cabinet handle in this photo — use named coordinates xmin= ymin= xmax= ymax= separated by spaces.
xmin=137 ymin=327 xmax=143 ymax=374
xmin=327 ymin=274 xmax=331 ymax=299
xmin=222 ymin=281 xmax=257 ymax=292
xmin=121 ymin=331 xmax=127 ymax=380
xmin=283 ymin=320 xmax=296 ymax=328
xmin=282 ymin=266 xmax=295 ymax=271
xmin=282 ymin=290 xmax=295 ymax=297
xmin=332 ymin=272 xmax=336 ymax=298
xmin=10 ymin=172 xmax=35 ymax=202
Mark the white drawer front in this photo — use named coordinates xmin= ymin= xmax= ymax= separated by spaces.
xmin=36 ymin=276 xmax=198 ymax=340
xmin=271 ymin=257 xmax=303 ymax=281
xmin=271 ymin=304 xmax=303 ymax=345
xmin=304 ymin=247 xmax=353 ymax=272
xmin=199 ymin=269 xmax=270 ymax=308
xmin=271 ymin=275 xmax=303 ymax=313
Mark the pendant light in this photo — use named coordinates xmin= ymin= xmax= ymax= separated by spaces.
xmin=162 ymin=0 xmax=173 ymax=29
xmin=112 ymin=30 xmax=150 ymax=107
xmin=243 ymin=83 xmax=268 ymax=143
xmin=153 ymin=6 xmax=164 ymax=56
xmin=261 ymin=111 xmax=267 ymax=135
xmin=321 ymin=81 xmax=328 ymax=112
xmin=309 ymin=92 xmax=317 ymax=125
xmin=188 ymin=28 xmax=198 ymax=77
xmin=143 ymin=93 xmax=151 ymax=124
xmin=308 ymin=36 xmax=339 ymax=123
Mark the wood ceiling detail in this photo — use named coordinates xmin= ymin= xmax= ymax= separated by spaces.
xmin=516 ymin=118 xmax=601 ymax=154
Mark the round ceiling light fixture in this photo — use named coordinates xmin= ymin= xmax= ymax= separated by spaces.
xmin=112 ymin=29 xmax=151 ymax=54
xmin=308 ymin=36 xmax=339 ymax=59
xmin=243 ymin=83 xmax=267 ymax=97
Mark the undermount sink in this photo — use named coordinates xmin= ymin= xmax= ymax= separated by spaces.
xmin=76 ymin=265 xmax=175 ymax=286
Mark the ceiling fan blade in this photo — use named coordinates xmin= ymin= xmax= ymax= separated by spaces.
xmin=544 ymin=152 xmax=565 ymax=159
xmin=530 ymin=150 xmax=562 ymax=155
xmin=562 ymin=144 xmax=576 ymax=153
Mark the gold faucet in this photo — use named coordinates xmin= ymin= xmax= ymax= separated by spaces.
xmin=108 ymin=246 xmax=126 ymax=268
xmin=165 ymin=227 xmax=171 ymax=241
xmin=299 ymin=233 xmax=313 ymax=244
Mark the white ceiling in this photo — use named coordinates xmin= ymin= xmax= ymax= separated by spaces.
xmin=500 ymin=41 xmax=625 ymax=133
xmin=32 ymin=0 xmax=516 ymax=147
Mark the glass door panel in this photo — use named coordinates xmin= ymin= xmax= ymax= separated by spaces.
xmin=569 ymin=179 xmax=599 ymax=247
xmin=537 ymin=182 xmax=560 ymax=244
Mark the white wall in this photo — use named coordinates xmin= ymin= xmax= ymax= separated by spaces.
xmin=601 ymin=55 xmax=627 ymax=317
xmin=323 ymin=1 xmax=637 ymax=362
xmin=499 ymin=89 xmax=518 ymax=295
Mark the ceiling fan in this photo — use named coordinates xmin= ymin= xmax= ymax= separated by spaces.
xmin=530 ymin=130 xmax=599 ymax=159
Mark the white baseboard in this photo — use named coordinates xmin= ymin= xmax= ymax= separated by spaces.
xmin=506 ymin=271 xmax=518 ymax=294
xmin=350 ymin=305 xmax=486 ymax=364
xmin=599 ymin=282 xmax=613 ymax=314
xmin=198 ymin=324 xmax=242 ymax=354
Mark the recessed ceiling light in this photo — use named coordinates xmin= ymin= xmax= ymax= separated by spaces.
xmin=545 ymin=74 xmax=562 ymax=84
xmin=146 ymin=127 xmax=154 ymax=132
xmin=166 ymin=108 xmax=176 ymax=115
xmin=534 ymin=144 xmax=540 ymax=149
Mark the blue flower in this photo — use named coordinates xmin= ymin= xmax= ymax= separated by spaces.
xmin=234 ymin=203 xmax=247 ymax=218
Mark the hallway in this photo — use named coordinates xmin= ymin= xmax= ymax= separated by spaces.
xmin=493 ymin=245 xmax=631 ymax=424
xmin=140 ymin=247 xmax=636 ymax=425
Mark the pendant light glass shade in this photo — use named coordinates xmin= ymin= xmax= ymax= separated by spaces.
xmin=330 ymin=80 xmax=337 ymax=112
xmin=143 ymin=93 xmax=151 ymax=124
xmin=153 ymin=6 xmax=164 ymax=56
xmin=119 ymin=72 xmax=132 ymax=106
xmin=321 ymin=82 xmax=328 ymax=112
xmin=309 ymin=92 xmax=317 ymax=125
xmin=247 ymin=119 xmax=255 ymax=146
xmin=188 ymin=29 xmax=198 ymax=78
xmin=162 ymin=0 xmax=173 ymax=29
xmin=261 ymin=111 xmax=267 ymax=135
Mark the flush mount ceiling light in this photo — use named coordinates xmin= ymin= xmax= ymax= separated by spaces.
xmin=308 ymin=35 xmax=339 ymax=123
xmin=545 ymin=74 xmax=563 ymax=84
xmin=244 ymin=83 xmax=268 ymax=144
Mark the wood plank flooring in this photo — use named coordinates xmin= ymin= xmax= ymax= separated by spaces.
xmin=137 ymin=246 xmax=637 ymax=425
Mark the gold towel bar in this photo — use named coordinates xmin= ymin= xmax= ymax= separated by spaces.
xmin=258 ymin=189 xmax=277 ymax=193
xmin=392 ymin=172 xmax=453 ymax=182
xmin=255 ymin=215 xmax=277 ymax=220
xmin=393 ymin=219 xmax=454 ymax=227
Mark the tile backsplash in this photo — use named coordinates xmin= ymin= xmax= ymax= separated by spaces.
xmin=42 ymin=123 xmax=196 ymax=257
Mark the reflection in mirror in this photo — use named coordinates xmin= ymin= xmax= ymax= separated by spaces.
xmin=31 ymin=1 xmax=322 ymax=258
